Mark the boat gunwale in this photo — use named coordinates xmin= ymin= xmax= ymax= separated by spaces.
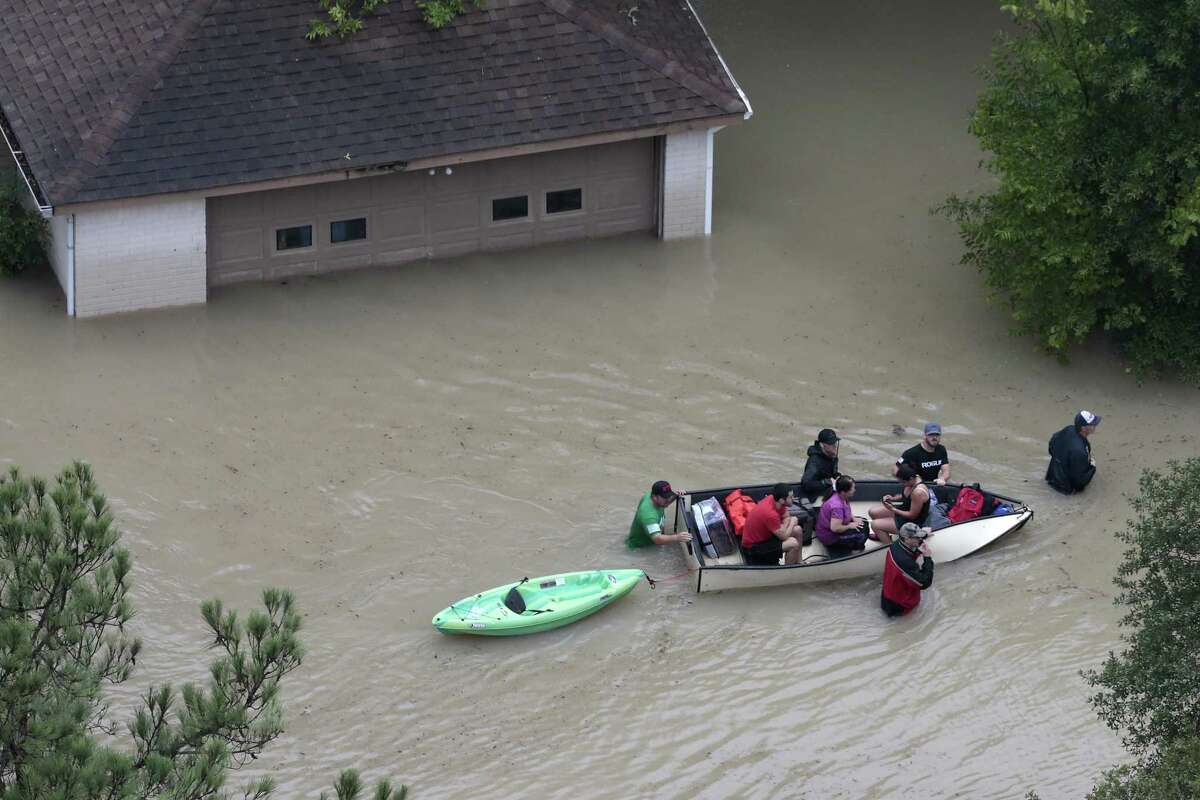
xmin=677 ymin=480 xmax=1031 ymax=576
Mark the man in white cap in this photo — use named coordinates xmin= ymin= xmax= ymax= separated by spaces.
xmin=893 ymin=422 xmax=951 ymax=485
xmin=1046 ymin=411 xmax=1100 ymax=494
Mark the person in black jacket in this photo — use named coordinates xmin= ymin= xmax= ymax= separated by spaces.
xmin=1046 ymin=410 xmax=1100 ymax=494
xmin=799 ymin=428 xmax=841 ymax=501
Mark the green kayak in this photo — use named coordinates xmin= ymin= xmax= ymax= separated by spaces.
xmin=432 ymin=569 xmax=645 ymax=636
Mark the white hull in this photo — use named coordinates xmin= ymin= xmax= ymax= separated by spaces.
xmin=677 ymin=482 xmax=1032 ymax=593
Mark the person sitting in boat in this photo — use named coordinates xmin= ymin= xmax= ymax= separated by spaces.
xmin=799 ymin=428 xmax=841 ymax=501
xmin=881 ymin=523 xmax=935 ymax=617
xmin=625 ymin=480 xmax=693 ymax=549
xmin=814 ymin=475 xmax=868 ymax=557
xmin=1045 ymin=410 xmax=1100 ymax=495
xmin=868 ymin=464 xmax=935 ymax=543
xmin=892 ymin=422 xmax=951 ymax=485
xmin=740 ymin=483 xmax=803 ymax=566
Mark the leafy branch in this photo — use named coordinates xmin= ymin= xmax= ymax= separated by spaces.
xmin=307 ymin=0 xmax=486 ymax=39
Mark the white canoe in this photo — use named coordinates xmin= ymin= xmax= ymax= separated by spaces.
xmin=674 ymin=480 xmax=1032 ymax=593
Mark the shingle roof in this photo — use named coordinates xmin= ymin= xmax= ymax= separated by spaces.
xmin=0 ymin=0 xmax=748 ymax=206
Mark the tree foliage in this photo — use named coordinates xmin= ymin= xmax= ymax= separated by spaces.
xmin=307 ymin=0 xmax=485 ymax=39
xmin=0 ymin=176 xmax=48 ymax=278
xmin=1078 ymin=459 xmax=1200 ymax=797
xmin=1087 ymin=735 xmax=1200 ymax=800
xmin=1085 ymin=459 xmax=1200 ymax=755
xmin=0 ymin=463 xmax=403 ymax=800
xmin=940 ymin=0 xmax=1200 ymax=380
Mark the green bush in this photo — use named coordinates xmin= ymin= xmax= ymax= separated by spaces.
xmin=1078 ymin=458 xmax=1200 ymax=798
xmin=0 ymin=178 xmax=48 ymax=278
xmin=940 ymin=0 xmax=1200 ymax=381
xmin=1087 ymin=736 xmax=1200 ymax=800
xmin=1085 ymin=458 xmax=1200 ymax=755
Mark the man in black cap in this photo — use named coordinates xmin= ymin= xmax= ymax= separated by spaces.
xmin=626 ymin=480 xmax=693 ymax=548
xmin=799 ymin=428 xmax=842 ymax=502
xmin=1046 ymin=410 xmax=1100 ymax=494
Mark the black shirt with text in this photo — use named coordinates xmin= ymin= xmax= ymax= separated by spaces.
xmin=898 ymin=443 xmax=949 ymax=482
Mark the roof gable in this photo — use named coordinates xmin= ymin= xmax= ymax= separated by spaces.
xmin=0 ymin=0 xmax=748 ymax=206
xmin=1 ymin=0 xmax=213 ymax=203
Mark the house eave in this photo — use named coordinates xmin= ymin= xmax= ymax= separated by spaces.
xmin=0 ymin=110 xmax=53 ymax=214
xmin=401 ymin=114 xmax=748 ymax=172
xmin=57 ymin=115 xmax=748 ymax=208
xmin=682 ymin=0 xmax=753 ymax=121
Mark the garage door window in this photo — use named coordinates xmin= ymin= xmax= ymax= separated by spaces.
xmin=546 ymin=188 xmax=583 ymax=215
xmin=331 ymin=217 xmax=367 ymax=244
xmin=492 ymin=195 xmax=529 ymax=222
xmin=276 ymin=225 xmax=312 ymax=251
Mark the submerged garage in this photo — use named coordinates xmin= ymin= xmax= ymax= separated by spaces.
xmin=5 ymin=0 xmax=750 ymax=315
xmin=206 ymin=139 xmax=658 ymax=287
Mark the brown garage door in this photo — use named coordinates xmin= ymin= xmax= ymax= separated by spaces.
xmin=206 ymin=138 xmax=657 ymax=287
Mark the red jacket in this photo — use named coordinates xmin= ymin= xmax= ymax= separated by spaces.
xmin=881 ymin=540 xmax=934 ymax=616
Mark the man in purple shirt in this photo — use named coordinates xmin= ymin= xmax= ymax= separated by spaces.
xmin=815 ymin=476 xmax=868 ymax=558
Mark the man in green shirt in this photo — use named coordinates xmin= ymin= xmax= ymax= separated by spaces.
xmin=626 ymin=480 xmax=693 ymax=549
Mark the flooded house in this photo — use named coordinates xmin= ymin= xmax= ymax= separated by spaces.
xmin=0 ymin=0 xmax=750 ymax=317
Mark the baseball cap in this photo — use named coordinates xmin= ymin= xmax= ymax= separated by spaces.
xmin=650 ymin=480 xmax=678 ymax=499
xmin=817 ymin=428 xmax=839 ymax=445
xmin=899 ymin=522 xmax=931 ymax=540
xmin=924 ymin=422 xmax=942 ymax=436
xmin=1075 ymin=410 xmax=1102 ymax=428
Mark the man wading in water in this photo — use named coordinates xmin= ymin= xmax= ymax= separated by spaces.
xmin=626 ymin=480 xmax=692 ymax=548
xmin=1045 ymin=411 xmax=1100 ymax=495
xmin=881 ymin=523 xmax=935 ymax=617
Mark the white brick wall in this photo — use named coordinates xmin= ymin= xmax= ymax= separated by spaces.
xmin=661 ymin=128 xmax=716 ymax=240
xmin=70 ymin=193 xmax=206 ymax=317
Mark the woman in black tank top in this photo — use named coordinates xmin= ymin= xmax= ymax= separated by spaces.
xmin=868 ymin=464 xmax=933 ymax=542
xmin=892 ymin=479 xmax=933 ymax=530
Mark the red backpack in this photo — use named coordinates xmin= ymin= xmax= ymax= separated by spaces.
xmin=947 ymin=486 xmax=986 ymax=524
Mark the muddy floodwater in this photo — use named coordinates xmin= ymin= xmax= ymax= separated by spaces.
xmin=4 ymin=0 xmax=1200 ymax=797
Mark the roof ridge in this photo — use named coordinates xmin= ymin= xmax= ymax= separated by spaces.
xmin=55 ymin=0 xmax=218 ymax=203
xmin=537 ymin=0 xmax=744 ymax=115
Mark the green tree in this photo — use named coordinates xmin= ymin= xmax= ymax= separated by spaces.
xmin=1081 ymin=458 xmax=1200 ymax=796
xmin=0 ymin=176 xmax=48 ymax=278
xmin=939 ymin=0 xmax=1200 ymax=380
xmin=0 ymin=463 xmax=404 ymax=800
xmin=1087 ymin=735 xmax=1200 ymax=799
xmin=1085 ymin=458 xmax=1200 ymax=754
xmin=307 ymin=0 xmax=485 ymax=39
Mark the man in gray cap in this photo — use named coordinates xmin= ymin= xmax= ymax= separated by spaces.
xmin=1046 ymin=411 xmax=1100 ymax=494
xmin=893 ymin=422 xmax=951 ymax=485
xmin=881 ymin=523 xmax=935 ymax=617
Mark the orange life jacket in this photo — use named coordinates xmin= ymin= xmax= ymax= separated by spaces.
xmin=724 ymin=489 xmax=756 ymax=537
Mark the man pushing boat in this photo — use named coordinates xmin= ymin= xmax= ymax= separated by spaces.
xmin=626 ymin=480 xmax=692 ymax=549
